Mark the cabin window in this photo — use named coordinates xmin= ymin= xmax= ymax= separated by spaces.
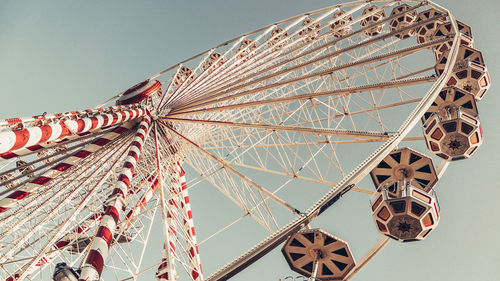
xmin=377 ymin=206 xmax=390 ymax=221
xmin=471 ymin=70 xmax=482 ymax=79
xmin=425 ymin=119 xmax=436 ymax=134
xmin=443 ymin=121 xmax=457 ymax=133
xmin=377 ymin=221 xmax=387 ymax=232
xmin=431 ymin=128 xmax=443 ymax=140
xmin=455 ymin=70 xmax=468 ymax=79
xmin=430 ymin=141 xmax=440 ymax=152
xmin=371 ymin=195 xmax=383 ymax=211
xmin=461 ymin=122 xmax=474 ymax=135
xmin=411 ymin=202 xmax=426 ymax=217
xmin=390 ymin=200 xmax=406 ymax=213
xmin=422 ymin=213 xmax=434 ymax=227
xmin=470 ymin=132 xmax=480 ymax=144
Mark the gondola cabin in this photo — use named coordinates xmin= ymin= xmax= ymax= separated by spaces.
xmin=423 ymin=108 xmax=482 ymax=161
xmin=371 ymin=181 xmax=440 ymax=242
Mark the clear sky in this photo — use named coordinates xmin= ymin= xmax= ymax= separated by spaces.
xmin=1 ymin=0 xmax=499 ymax=280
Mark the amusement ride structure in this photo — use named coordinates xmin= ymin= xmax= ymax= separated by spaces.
xmin=0 ymin=1 xmax=490 ymax=280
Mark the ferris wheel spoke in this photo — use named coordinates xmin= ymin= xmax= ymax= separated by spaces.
xmin=165 ymin=117 xmax=391 ymax=141
xmin=170 ymin=76 xmax=436 ymax=118
xmin=168 ymin=2 xmax=419 ymax=111
xmin=191 ymin=97 xmax=423 ymax=148
xmin=170 ymin=10 xmax=442 ymax=113
xmin=173 ymin=20 xmax=331 ymax=108
xmin=173 ymin=38 xmax=445 ymax=116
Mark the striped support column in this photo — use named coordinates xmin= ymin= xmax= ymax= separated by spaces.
xmin=0 ymin=104 xmax=139 ymax=128
xmin=18 ymin=176 xmax=161 ymax=281
xmin=0 ymin=121 xmax=137 ymax=213
xmin=79 ymin=115 xmax=151 ymax=281
xmin=177 ymin=163 xmax=203 ymax=281
xmin=0 ymin=106 xmax=145 ymax=160
xmin=157 ymin=172 xmax=181 ymax=281
xmin=6 ymin=212 xmax=105 ymax=281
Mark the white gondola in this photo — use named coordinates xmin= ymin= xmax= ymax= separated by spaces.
xmin=371 ymin=181 xmax=440 ymax=242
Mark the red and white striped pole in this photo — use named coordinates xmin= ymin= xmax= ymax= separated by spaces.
xmin=156 ymin=168 xmax=181 ymax=281
xmin=79 ymin=115 xmax=151 ymax=281
xmin=0 ymin=104 xmax=138 ymax=128
xmin=0 ymin=121 xmax=137 ymax=213
xmin=177 ymin=163 xmax=203 ymax=281
xmin=0 ymin=106 xmax=146 ymax=159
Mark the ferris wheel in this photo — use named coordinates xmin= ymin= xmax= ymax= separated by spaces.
xmin=0 ymin=1 xmax=491 ymax=281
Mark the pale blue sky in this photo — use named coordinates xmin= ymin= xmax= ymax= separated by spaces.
xmin=1 ymin=0 xmax=499 ymax=280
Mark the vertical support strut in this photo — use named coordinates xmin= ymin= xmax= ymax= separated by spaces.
xmin=78 ymin=115 xmax=152 ymax=281
xmin=177 ymin=163 xmax=203 ymax=280
xmin=155 ymin=123 xmax=178 ymax=281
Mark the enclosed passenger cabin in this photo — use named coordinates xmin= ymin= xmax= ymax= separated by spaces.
xmin=330 ymin=10 xmax=352 ymax=38
xmin=415 ymin=8 xmax=445 ymax=44
xmin=370 ymin=147 xmax=438 ymax=198
xmin=360 ymin=6 xmax=386 ymax=36
xmin=282 ymin=229 xmax=355 ymax=280
xmin=116 ymin=80 xmax=162 ymax=105
xmin=435 ymin=45 xmax=490 ymax=100
xmin=299 ymin=18 xmax=321 ymax=42
xmin=173 ymin=66 xmax=194 ymax=88
xmin=422 ymin=86 xmax=478 ymax=124
xmin=268 ymin=27 xmax=288 ymax=49
xmin=202 ymin=52 xmax=225 ymax=72
xmin=432 ymin=21 xmax=474 ymax=61
xmin=389 ymin=4 xmax=416 ymax=39
xmin=371 ymin=181 xmax=440 ymax=242
xmin=423 ymin=108 xmax=482 ymax=161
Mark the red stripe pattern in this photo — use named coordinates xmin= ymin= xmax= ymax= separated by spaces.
xmin=0 ymin=122 xmax=137 ymax=213
xmin=177 ymin=163 xmax=203 ymax=281
xmin=117 ymin=80 xmax=162 ymax=105
xmin=157 ymin=171 xmax=181 ymax=281
xmin=0 ymin=104 xmax=139 ymax=128
xmin=79 ymin=115 xmax=151 ymax=281
xmin=0 ymin=106 xmax=146 ymax=160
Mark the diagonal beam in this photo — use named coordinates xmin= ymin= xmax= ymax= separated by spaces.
xmin=163 ymin=117 xmax=391 ymax=141
xmin=343 ymin=237 xmax=390 ymax=281
xmin=159 ymin=120 xmax=302 ymax=215
xmin=169 ymin=76 xmax=436 ymax=117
